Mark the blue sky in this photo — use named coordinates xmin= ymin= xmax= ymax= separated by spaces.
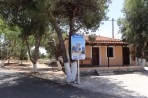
xmin=96 ymin=0 xmax=124 ymax=39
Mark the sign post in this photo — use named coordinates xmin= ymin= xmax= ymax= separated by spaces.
xmin=71 ymin=34 xmax=85 ymax=84
xmin=77 ymin=59 xmax=80 ymax=84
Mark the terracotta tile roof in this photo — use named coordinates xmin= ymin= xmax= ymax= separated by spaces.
xmin=85 ymin=36 xmax=128 ymax=45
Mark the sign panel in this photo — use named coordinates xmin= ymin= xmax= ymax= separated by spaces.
xmin=71 ymin=35 xmax=85 ymax=60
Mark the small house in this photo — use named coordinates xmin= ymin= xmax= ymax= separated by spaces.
xmin=80 ymin=36 xmax=135 ymax=67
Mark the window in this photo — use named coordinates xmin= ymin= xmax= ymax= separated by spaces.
xmin=107 ymin=47 xmax=114 ymax=57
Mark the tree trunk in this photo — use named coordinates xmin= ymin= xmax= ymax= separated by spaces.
xmin=7 ymin=59 xmax=10 ymax=64
xmin=25 ymin=35 xmax=40 ymax=73
xmin=51 ymin=39 xmax=62 ymax=71
xmin=64 ymin=62 xmax=72 ymax=82
xmin=142 ymin=40 xmax=148 ymax=58
xmin=68 ymin=17 xmax=78 ymax=82
xmin=49 ymin=12 xmax=76 ymax=83
xmin=141 ymin=58 xmax=146 ymax=66
xmin=71 ymin=61 xmax=77 ymax=81
xmin=21 ymin=60 xmax=23 ymax=64
xmin=56 ymin=60 xmax=62 ymax=71
xmin=0 ymin=60 xmax=5 ymax=67
xmin=52 ymin=38 xmax=59 ymax=60
xmin=64 ymin=40 xmax=77 ymax=82
xmin=33 ymin=63 xmax=38 ymax=72
xmin=135 ymin=57 xmax=138 ymax=66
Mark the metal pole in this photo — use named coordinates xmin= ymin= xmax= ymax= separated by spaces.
xmin=108 ymin=56 xmax=110 ymax=67
xmin=77 ymin=59 xmax=80 ymax=84
xmin=112 ymin=18 xmax=114 ymax=39
xmin=107 ymin=46 xmax=110 ymax=67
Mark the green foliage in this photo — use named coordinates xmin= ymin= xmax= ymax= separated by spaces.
xmin=44 ymin=34 xmax=59 ymax=59
xmin=0 ymin=0 xmax=51 ymax=64
xmin=88 ymin=34 xmax=96 ymax=41
xmin=118 ymin=0 xmax=148 ymax=58
xmin=51 ymin=0 xmax=111 ymax=32
xmin=30 ymin=48 xmax=40 ymax=59
xmin=0 ymin=18 xmax=7 ymax=34
xmin=39 ymin=53 xmax=47 ymax=59
xmin=0 ymin=17 xmax=23 ymax=60
xmin=0 ymin=0 xmax=111 ymax=63
xmin=19 ymin=43 xmax=28 ymax=60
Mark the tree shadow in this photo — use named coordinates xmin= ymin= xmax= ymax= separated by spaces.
xmin=137 ymin=69 xmax=148 ymax=77
xmin=76 ymin=76 xmax=148 ymax=98
xmin=116 ymin=69 xmax=148 ymax=77
xmin=0 ymin=73 xmax=115 ymax=98
xmin=4 ymin=63 xmax=30 ymax=66
xmin=3 ymin=63 xmax=60 ymax=72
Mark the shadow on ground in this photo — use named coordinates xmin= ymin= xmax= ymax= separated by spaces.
xmin=76 ymin=74 xmax=148 ymax=98
xmin=3 ymin=63 xmax=59 ymax=72
xmin=0 ymin=72 xmax=115 ymax=98
xmin=137 ymin=69 xmax=148 ymax=77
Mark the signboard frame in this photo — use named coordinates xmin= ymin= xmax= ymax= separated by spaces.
xmin=71 ymin=35 xmax=85 ymax=60
xmin=71 ymin=34 xmax=85 ymax=84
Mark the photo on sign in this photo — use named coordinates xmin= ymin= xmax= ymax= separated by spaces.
xmin=71 ymin=35 xmax=85 ymax=60
xmin=72 ymin=42 xmax=85 ymax=54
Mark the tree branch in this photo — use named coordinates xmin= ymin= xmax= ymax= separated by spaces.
xmin=25 ymin=37 xmax=33 ymax=63
xmin=48 ymin=11 xmax=68 ymax=63
xmin=74 ymin=25 xmax=83 ymax=33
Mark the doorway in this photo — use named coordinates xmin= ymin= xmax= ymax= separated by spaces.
xmin=92 ymin=47 xmax=100 ymax=66
xmin=123 ymin=47 xmax=130 ymax=65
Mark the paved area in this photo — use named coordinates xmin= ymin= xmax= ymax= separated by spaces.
xmin=1 ymin=62 xmax=148 ymax=98
xmin=0 ymin=68 xmax=115 ymax=98
xmin=73 ymin=68 xmax=148 ymax=98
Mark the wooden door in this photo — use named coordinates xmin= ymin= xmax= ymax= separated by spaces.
xmin=92 ymin=47 xmax=99 ymax=66
xmin=123 ymin=47 xmax=130 ymax=65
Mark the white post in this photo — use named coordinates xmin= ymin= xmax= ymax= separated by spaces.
xmin=112 ymin=18 xmax=114 ymax=39
xmin=136 ymin=57 xmax=138 ymax=66
xmin=77 ymin=59 xmax=80 ymax=84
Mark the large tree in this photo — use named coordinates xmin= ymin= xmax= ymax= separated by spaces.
xmin=46 ymin=0 xmax=111 ymax=82
xmin=0 ymin=0 xmax=110 ymax=82
xmin=0 ymin=0 xmax=50 ymax=72
xmin=118 ymin=0 xmax=148 ymax=58
xmin=0 ymin=17 xmax=21 ymax=66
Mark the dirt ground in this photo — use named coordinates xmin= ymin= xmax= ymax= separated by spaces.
xmin=1 ymin=61 xmax=148 ymax=98
xmin=0 ymin=66 xmax=113 ymax=98
xmin=2 ymin=60 xmax=66 ymax=83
